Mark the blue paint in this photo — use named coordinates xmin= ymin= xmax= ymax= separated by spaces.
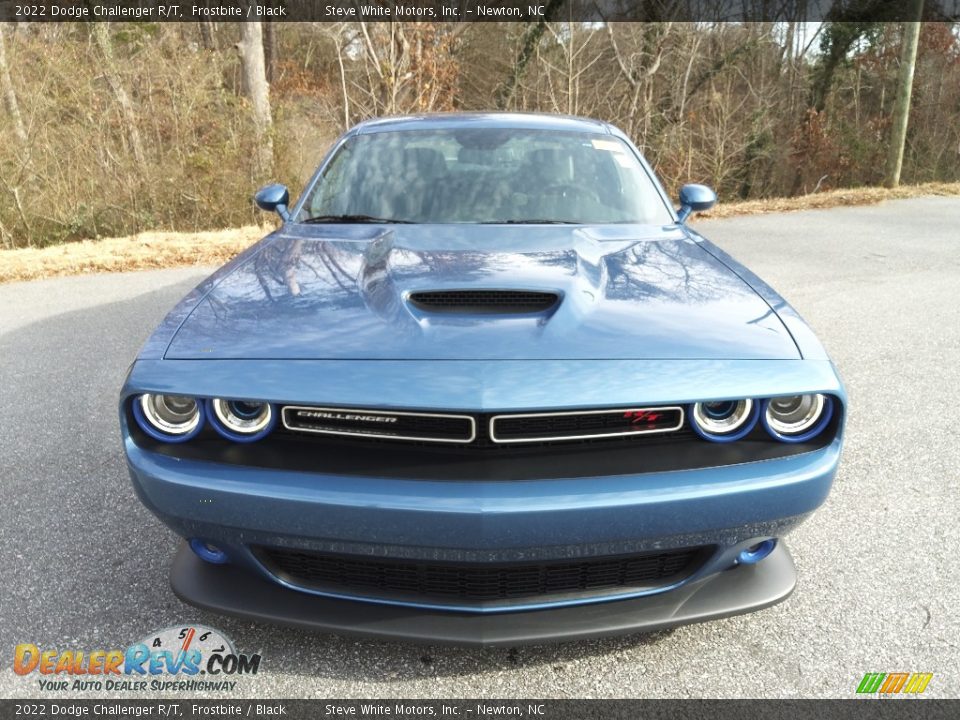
xmin=738 ymin=539 xmax=777 ymax=565
xmin=189 ymin=538 xmax=229 ymax=565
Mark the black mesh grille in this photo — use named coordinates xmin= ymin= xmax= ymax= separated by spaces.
xmin=409 ymin=290 xmax=559 ymax=314
xmin=255 ymin=546 xmax=709 ymax=605
xmin=492 ymin=408 xmax=683 ymax=442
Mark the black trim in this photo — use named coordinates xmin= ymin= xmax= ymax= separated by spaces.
xmin=408 ymin=290 xmax=559 ymax=314
xmin=170 ymin=542 xmax=797 ymax=646
xmin=252 ymin=545 xmax=712 ymax=608
xmin=127 ymin=401 xmax=841 ymax=481
xmin=282 ymin=406 xmax=475 ymax=443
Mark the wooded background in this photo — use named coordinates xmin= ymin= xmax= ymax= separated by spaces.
xmin=0 ymin=19 xmax=958 ymax=248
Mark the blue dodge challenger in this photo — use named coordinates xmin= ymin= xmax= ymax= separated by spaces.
xmin=121 ymin=113 xmax=845 ymax=645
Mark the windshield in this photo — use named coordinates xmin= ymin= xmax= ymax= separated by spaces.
xmin=299 ymin=128 xmax=674 ymax=225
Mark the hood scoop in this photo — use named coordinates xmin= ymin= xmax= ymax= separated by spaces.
xmin=407 ymin=290 xmax=560 ymax=315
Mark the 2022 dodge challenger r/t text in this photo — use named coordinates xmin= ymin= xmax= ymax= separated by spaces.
xmin=120 ymin=113 xmax=845 ymax=645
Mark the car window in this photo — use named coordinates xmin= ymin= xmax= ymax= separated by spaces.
xmin=301 ymin=128 xmax=673 ymax=225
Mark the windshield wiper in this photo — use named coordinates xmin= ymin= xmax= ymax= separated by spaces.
xmin=480 ymin=219 xmax=580 ymax=224
xmin=302 ymin=214 xmax=414 ymax=224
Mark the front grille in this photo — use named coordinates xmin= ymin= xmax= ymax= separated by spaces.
xmin=280 ymin=404 xmax=687 ymax=446
xmin=255 ymin=546 xmax=709 ymax=606
xmin=490 ymin=407 xmax=685 ymax=443
xmin=408 ymin=290 xmax=559 ymax=314
xmin=135 ymin=398 xmax=837 ymax=480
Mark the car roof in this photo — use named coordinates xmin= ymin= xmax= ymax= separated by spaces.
xmin=349 ymin=112 xmax=617 ymax=136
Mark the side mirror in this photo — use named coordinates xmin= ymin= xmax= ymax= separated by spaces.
xmin=677 ymin=184 xmax=717 ymax=223
xmin=254 ymin=183 xmax=291 ymax=221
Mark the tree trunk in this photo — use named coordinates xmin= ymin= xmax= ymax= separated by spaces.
xmin=885 ymin=5 xmax=923 ymax=188
xmin=264 ymin=19 xmax=277 ymax=84
xmin=92 ymin=23 xmax=145 ymax=165
xmin=332 ymin=26 xmax=350 ymax=129
xmin=239 ymin=15 xmax=273 ymax=176
xmin=0 ymin=25 xmax=27 ymax=145
xmin=198 ymin=21 xmax=216 ymax=51
xmin=494 ymin=1 xmax=566 ymax=110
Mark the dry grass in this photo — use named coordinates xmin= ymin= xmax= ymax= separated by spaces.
xmin=1 ymin=182 xmax=959 ymax=284
xmin=697 ymin=181 xmax=960 ymax=220
xmin=0 ymin=226 xmax=268 ymax=284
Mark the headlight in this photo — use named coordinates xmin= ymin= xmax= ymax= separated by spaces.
xmin=208 ymin=398 xmax=275 ymax=442
xmin=762 ymin=394 xmax=833 ymax=442
xmin=134 ymin=394 xmax=203 ymax=442
xmin=690 ymin=399 xmax=758 ymax=442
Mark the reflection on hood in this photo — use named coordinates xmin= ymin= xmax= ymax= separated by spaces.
xmin=165 ymin=223 xmax=799 ymax=362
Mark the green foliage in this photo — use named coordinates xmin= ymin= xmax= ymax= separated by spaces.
xmin=112 ymin=23 xmax=161 ymax=46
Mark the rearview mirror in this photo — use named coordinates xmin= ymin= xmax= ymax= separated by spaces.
xmin=254 ymin=184 xmax=290 ymax=221
xmin=677 ymin=184 xmax=717 ymax=223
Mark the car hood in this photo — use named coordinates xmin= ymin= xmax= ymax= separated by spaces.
xmin=163 ymin=224 xmax=799 ymax=361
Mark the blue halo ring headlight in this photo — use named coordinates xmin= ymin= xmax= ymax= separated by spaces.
xmin=133 ymin=394 xmax=204 ymax=443
xmin=690 ymin=399 xmax=759 ymax=443
xmin=762 ymin=394 xmax=833 ymax=443
xmin=207 ymin=398 xmax=276 ymax=442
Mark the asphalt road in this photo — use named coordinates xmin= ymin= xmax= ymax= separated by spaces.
xmin=1 ymin=197 xmax=958 ymax=699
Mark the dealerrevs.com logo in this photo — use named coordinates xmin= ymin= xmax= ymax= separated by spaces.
xmin=14 ymin=625 xmax=261 ymax=692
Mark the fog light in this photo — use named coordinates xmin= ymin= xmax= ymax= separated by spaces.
xmin=737 ymin=539 xmax=776 ymax=565
xmin=189 ymin=538 xmax=228 ymax=564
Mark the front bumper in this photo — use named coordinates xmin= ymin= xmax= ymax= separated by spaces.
xmin=126 ymin=436 xmax=838 ymax=566
xmin=171 ymin=540 xmax=796 ymax=646
xmin=127 ymin=432 xmax=838 ymax=634
xmin=123 ymin=356 xmax=843 ymax=641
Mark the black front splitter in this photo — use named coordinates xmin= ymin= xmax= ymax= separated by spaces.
xmin=170 ymin=542 xmax=796 ymax=647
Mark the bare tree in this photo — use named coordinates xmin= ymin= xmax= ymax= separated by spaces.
xmin=605 ymin=22 xmax=673 ymax=144
xmin=264 ymin=19 xmax=277 ymax=84
xmin=885 ymin=1 xmax=924 ymax=188
xmin=4 ymin=19 xmax=960 ymax=250
xmin=238 ymin=14 xmax=273 ymax=176
xmin=326 ymin=23 xmax=352 ymax=129
xmin=0 ymin=22 xmax=33 ymax=245
xmin=494 ymin=0 xmax=566 ymax=109
xmin=0 ymin=25 xmax=26 ymax=146
xmin=92 ymin=23 xmax=146 ymax=165
xmin=537 ymin=22 xmax=608 ymax=116
xmin=198 ymin=21 xmax=217 ymax=51
xmin=328 ymin=22 xmax=461 ymax=123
